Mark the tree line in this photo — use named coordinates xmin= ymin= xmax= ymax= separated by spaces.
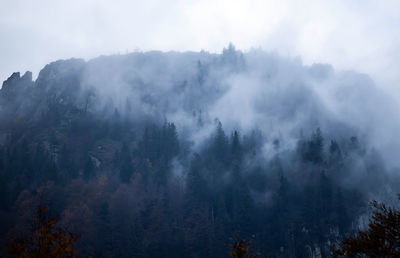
xmin=0 ymin=116 xmax=378 ymax=257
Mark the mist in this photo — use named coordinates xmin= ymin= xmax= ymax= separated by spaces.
xmin=1 ymin=44 xmax=400 ymax=256
xmin=2 ymin=0 xmax=400 ymax=100
xmin=2 ymin=0 xmax=400 ymax=256
xmin=22 ymin=44 xmax=400 ymax=167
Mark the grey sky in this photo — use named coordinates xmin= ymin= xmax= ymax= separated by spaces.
xmin=1 ymin=0 xmax=399 ymax=95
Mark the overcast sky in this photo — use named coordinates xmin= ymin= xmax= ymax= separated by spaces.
xmin=1 ymin=0 xmax=399 ymax=95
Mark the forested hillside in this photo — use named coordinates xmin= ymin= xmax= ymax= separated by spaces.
xmin=0 ymin=45 xmax=398 ymax=257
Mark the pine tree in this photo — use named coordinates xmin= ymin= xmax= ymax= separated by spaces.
xmin=186 ymin=153 xmax=207 ymax=203
xmin=83 ymin=154 xmax=95 ymax=181
xmin=231 ymin=130 xmax=243 ymax=165
xmin=329 ymin=140 xmax=343 ymax=168
xmin=213 ymin=122 xmax=230 ymax=167
xmin=97 ymin=202 xmax=114 ymax=257
xmin=307 ymin=128 xmax=324 ymax=164
xmin=119 ymin=143 xmax=133 ymax=183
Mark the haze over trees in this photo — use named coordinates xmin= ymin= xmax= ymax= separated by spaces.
xmin=1 ymin=45 xmax=399 ymax=257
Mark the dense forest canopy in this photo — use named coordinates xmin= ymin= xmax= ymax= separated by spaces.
xmin=1 ymin=45 xmax=399 ymax=257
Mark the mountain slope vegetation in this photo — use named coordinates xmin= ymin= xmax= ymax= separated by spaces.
xmin=0 ymin=46 xmax=398 ymax=257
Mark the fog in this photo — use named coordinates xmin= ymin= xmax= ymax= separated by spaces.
xmin=3 ymin=44 xmax=400 ymax=177
xmin=1 ymin=1 xmax=400 ymax=256
xmin=49 ymin=46 xmax=396 ymax=172
xmin=1 ymin=0 xmax=400 ymax=98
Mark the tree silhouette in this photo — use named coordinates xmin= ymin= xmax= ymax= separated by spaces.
xmin=333 ymin=195 xmax=400 ymax=257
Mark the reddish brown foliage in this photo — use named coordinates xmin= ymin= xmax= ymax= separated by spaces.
xmin=333 ymin=197 xmax=400 ymax=257
xmin=8 ymin=205 xmax=80 ymax=258
xmin=229 ymin=235 xmax=261 ymax=258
